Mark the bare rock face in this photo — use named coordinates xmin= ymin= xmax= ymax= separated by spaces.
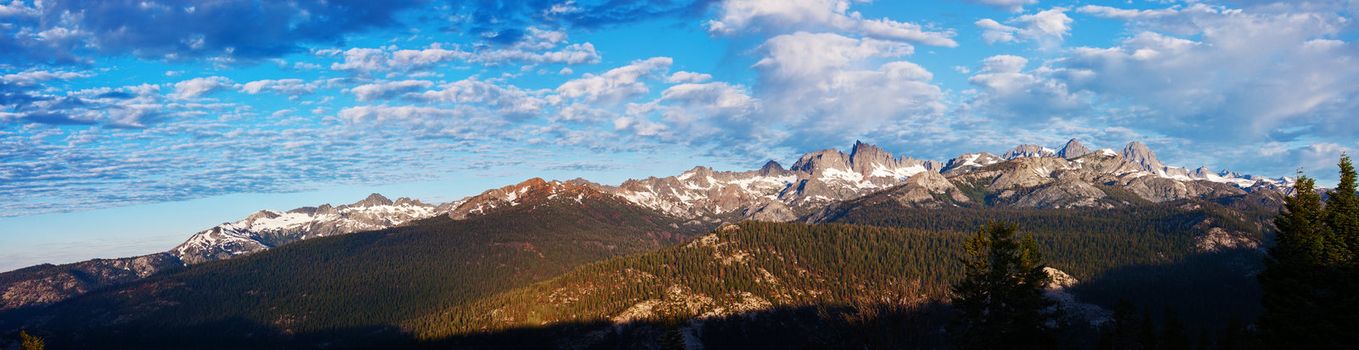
xmin=1042 ymin=267 xmax=1111 ymax=326
xmin=1002 ymin=144 xmax=1057 ymax=159
xmin=1122 ymin=141 xmax=1166 ymax=174
xmin=744 ymin=201 xmax=797 ymax=222
xmin=1012 ymin=179 xmax=1111 ymax=209
xmin=612 ymin=141 xmax=933 ymax=221
xmin=892 ymin=171 xmax=969 ymax=205
xmin=1197 ymin=227 xmax=1262 ymax=252
xmin=1057 ymin=138 xmax=1092 ymax=159
xmin=613 ymin=165 xmax=794 ymax=220
xmin=758 ymin=160 xmax=789 ymax=177
xmin=0 ymin=253 xmax=181 ymax=311
xmin=941 ymin=152 xmax=1003 ymax=174
xmin=1191 ymin=166 xmax=1215 ymax=179
xmin=353 ymin=193 xmax=394 ymax=207
xmin=986 ymin=157 xmax=1074 ymax=190
xmin=1120 ymin=176 xmax=1247 ymax=203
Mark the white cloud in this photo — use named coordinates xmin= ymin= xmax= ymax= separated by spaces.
xmin=1050 ymin=4 xmax=1357 ymax=140
xmin=350 ymin=80 xmax=433 ymax=101
xmin=329 ymin=29 xmax=600 ymax=73
xmin=754 ymin=32 xmax=912 ymax=82
xmin=968 ymin=0 xmax=1038 ymax=13
xmin=556 ymin=57 xmax=673 ymax=104
xmin=330 ymin=48 xmax=388 ymax=72
xmin=752 ymin=32 xmax=945 ymax=144
xmin=637 ymin=82 xmax=760 ymax=140
xmin=977 ymin=7 xmax=1072 ymax=49
xmin=1077 ymin=5 xmax=1179 ymax=20
xmin=1 ymin=70 xmax=90 ymax=86
xmin=417 ymin=78 xmax=545 ymax=118
xmin=975 ymin=19 xmax=1019 ymax=44
xmin=239 ymin=79 xmax=318 ymax=96
xmin=337 ymin=105 xmax=460 ymax=123
xmin=666 ymin=71 xmax=713 ymax=83
xmin=707 ymin=0 xmax=957 ymax=47
xmin=966 ymin=55 xmax=1086 ymax=119
xmin=170 ymin=76 xmax=232 ymax=99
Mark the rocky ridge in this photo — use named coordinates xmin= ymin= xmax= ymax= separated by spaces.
xmin=172 ymin=193 xmax=446 ymax=264
xmin=0 ymin=138 xmax=1294 ymax=312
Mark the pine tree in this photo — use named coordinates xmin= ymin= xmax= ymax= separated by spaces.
xmin=950 ymin=222 xmax=1055 ymax=349
xmin=1259 ymin=164 xmax=1359 ymax=348
xmin=1324 ymin=154 xmax=1359 ymax=348
xmin=1259 ymin=175 xmax=1332 ymax=347
xmin=1326 ymin=153 xmax=1359 ymax=255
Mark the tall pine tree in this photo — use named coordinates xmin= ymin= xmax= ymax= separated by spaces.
xmin=1260 ymin=157 xmax=1359 ymax=348
xmin=950 ymin=222 xmax=1055 ymax=349
xmin=1326 ymin=154 xmax=1359 ymax=255
xmin=1323 ymin=154 xmax=1359 ymax=347
xmin=1259 ymin=175 xmax=1332 ymax=347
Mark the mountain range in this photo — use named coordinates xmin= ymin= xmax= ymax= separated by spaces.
xmin=0 ymin=139 xmax=1290 ymax=312
xmin=0 ymin=139 xmax=1293 ymax=349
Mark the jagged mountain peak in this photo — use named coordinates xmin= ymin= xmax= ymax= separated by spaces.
xmin=394 ymin=197 xmax=426 ymax=207
xmin=1003 ymin=144 xmax=1057 ymax=159
xmin=941 ymin=152 xmax=1002 ymax=174
xmin=1121 ymin=141 xmax=1166 ymax=173
xmin=849 ymin=140 xmax=889 ymax=160
xmin=759 ymin=160 xmax=787 ymax=175
xmin=1057 ymin=139 xmax=1092 ymax=159
xmin=172 ymin=192 xmax=442 ymax=265
xmin=244 ymin=209 xmax=280 ymax=222
xmin=680 ymin=166 xmax=716 ymax=179
xmin=351 ymin=193 xmax=394 ymax=207
xmin=1193 ymin=166 xmax=1214 ymax=178
xmin=791 ymin=148 xmax=852 ymax=173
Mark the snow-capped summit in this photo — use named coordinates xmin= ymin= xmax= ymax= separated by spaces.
xmin=1003 ymin=144 xmax=1058 ymax=160
xmin=941 ymin=152 xmax=1002 ymax=174
xmin=172 ymin=193 xmax=443 ymax=264
xmin=612 ymin=141 xmax=935 ymax=222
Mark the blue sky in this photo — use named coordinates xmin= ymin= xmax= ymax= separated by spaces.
xmin=2 ymin=0 xmax=1358 ymax=271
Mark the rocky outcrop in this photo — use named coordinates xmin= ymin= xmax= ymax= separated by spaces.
xmin=1122 ymin=141 xmax=1167 ymax=174
xmin=612 ymin=141 xmax=931 ymax=221
xmin=892 ymin=171 xmax=970 ymax=205
xmin=941 ymin=152 xmax=1003 ymax=175
xmin=1042 ymin=267 xmax=1111 ymax=326
xmin=1057 ymin=139 xmax=1092 ymax=159
xmin=1011 ymin=179 xmax=1111 ymax=209
xmin=0 ymin=253 xmax=182 ymax=311
xmin=1003 ymin=144 xmax=1057 ymax=159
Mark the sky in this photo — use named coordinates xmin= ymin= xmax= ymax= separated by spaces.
xmin=2 ymin=0 xmax=1358 ymax=271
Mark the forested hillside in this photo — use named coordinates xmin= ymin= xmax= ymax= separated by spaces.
xmin=414 ymin=222 xmax=963 ymax=348
xmin=819 ymin=197 xmax=1272 ymax=329
xmin=0 ymin=187 xmax=702 ymax=349
xmin=413 ymin=208 xmax=1267 ymax=348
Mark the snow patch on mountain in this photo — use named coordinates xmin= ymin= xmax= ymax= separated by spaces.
xmin=172 ymin=193 xmax=444 ymax=264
